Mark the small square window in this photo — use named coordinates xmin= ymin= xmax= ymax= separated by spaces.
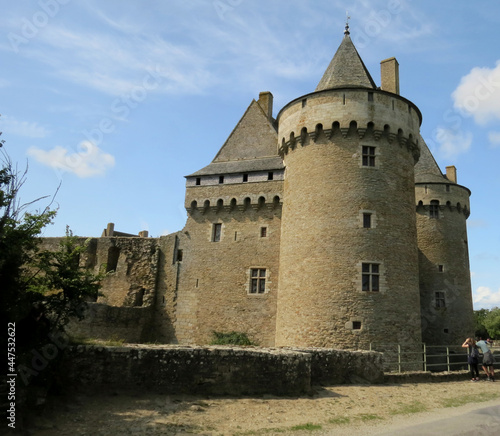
xmin=268 ymin=172 xmax=274 ymax=180
xmin=260 ymin=227 xmax=267 ymax=238
xmin=352 ymin=321 xmax=362 ymax=330
xmin=196 ymin=177 xmax=201 ymax=186
xmin=368 ymin=92 xmax=374 ymax=102
xmin=219 ymin=175 xmax=224 ymax=184
xmin=302 ymin=98 xmax=307 ymax=108
xmin=438 ymin=265 xmax=444 ymax=273
xmin=243 ymin=173 xmax=249 ymax=182
xmin=362 ymin=146 xmax=376 ymax=167
xmin=212 ymin=223 xmax=222 ymax=242
xmin=176 ymin=249 xmax=183 ymax=262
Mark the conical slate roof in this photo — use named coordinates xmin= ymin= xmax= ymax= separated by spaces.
xmin=316 ymin=34 xmax=377 ymax=91
xmin=414 ymin=135 xmax=446 ymax=183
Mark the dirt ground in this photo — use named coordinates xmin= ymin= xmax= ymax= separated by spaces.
xmin=28 ymin=377 xmax=500 ymax=436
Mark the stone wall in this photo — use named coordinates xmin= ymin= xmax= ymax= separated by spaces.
xmin=176 ymin=179 xmax=283 ymax=346
xmin=61 ymin=345 xmax=383 ymax=396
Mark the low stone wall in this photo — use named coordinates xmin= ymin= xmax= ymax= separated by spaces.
xmin=291 ymin=348 xmax=385 ymax=385
xmin=62 ymin=345 xmax=383 ymax=396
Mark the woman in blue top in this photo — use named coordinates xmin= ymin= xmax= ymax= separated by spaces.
xmin=476 ymin=338 xmax=495 ymax=382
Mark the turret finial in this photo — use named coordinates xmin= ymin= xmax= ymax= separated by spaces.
xmin=344 ymin=11 xmax=351 ymax=36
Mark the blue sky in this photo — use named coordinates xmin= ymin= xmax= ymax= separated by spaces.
xmin=1 ymin=0 xmax=499 ymax=309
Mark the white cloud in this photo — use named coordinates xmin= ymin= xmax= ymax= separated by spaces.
xmin=23 ymin=24 xmax=216 ymax=97
xmin=27 ymin=141 xmax=115 ymax=178
xmin=452 ymin=60 xmax=500 ymax=125
xmin=488 ymin=131 xmax=500 ymax=147
xmin=434 ymin=127 xmax=472 ymax=159
xmin=0 ymin=115 xmax=49 ymax=138
xmin=473 ymin=286 xmax=500 ymax=310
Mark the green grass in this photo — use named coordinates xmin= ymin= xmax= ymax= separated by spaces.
xmin=234 ymin=423 xmax=322 ymax=435
xmin=69 ymin=336 xmax=125 ymax=346
xmin=358 ymin=413 xmax=383 ymax=422
xmin=390 ymin=401 xmax=427 ymax=415
xmin=442 ymin=392 xmax=500 ymax=408
xmin=328 ymin=416 xmax=351 ymax=425
xmin=290 ymin=423 xmax=322 ymax=431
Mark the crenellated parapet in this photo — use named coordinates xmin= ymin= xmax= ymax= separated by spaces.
xmin=278 ymin=120 xmax=420 ymax=162
xmin=416 ymin=200 xmax=470 ymax=218
xmin=415 ymin=182 xmax=471 ymax=219
xmin=186 ymin=194 xmax=282 ymax=215
xmin=277 ymin=87 xmax=422 ymax=163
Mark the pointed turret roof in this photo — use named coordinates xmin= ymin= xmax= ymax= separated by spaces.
xmin=315 ymin=31 xmax=377 ymax=91
xmin=414 ymin=136 xmax=446 ymax=183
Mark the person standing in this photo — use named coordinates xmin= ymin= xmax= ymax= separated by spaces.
xmin=476 ymin=338 xmax=495 ymax=381
xmin=462 ymin=337 xmax=480 ymax=381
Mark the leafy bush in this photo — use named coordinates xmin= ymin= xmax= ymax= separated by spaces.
xmin=209 ymin=331 xmax=255 ymax=346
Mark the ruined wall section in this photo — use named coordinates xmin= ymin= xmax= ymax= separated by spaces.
xmin=176 ymin=180 xmax=283 ymax=346
xmin=94 ymin=237 xmax=159 ymax=308
xmin=150 ymin=233 xmax=181 ymax=344
xmin=40 ymin=236 xmax=163 ymax=343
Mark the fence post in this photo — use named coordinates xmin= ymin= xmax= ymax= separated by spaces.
xmin=446 ymin=346 xmax=450 ymax=372
xmin=423 ymin=343 xmax=427 ymax=372
xmin=398 ymin=344 xmax=401 ymax=373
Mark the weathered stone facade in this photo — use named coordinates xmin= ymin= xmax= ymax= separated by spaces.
xmin=56 ymin=30 xmax=474 ymax=349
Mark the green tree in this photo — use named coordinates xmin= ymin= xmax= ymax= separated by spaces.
xmin=483 ymin=307 xmax=500 ymax=339
xmin=0 ymin=146 xmax=56 ymax=324
xmin=27 ymin=227 xmax=104 ymax=331
xmin=473 ymin=308 xmax=490 ymax=339
xmin=1 ymin=137 xmax=103 ymax=334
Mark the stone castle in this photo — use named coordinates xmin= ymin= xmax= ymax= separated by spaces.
xmin=54 ymin=27 xmax=474 ymax=350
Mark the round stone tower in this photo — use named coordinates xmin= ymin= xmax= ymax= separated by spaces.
xmin=274 ymin=30 xmax=423 ymax=349
xmin=415 ymin=153 xmax=474 ymax=345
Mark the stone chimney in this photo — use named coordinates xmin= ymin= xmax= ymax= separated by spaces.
xmin=102 ymin=222 xmax=115 ymax=237
xmin=257 ymin=91 xmax=273 ymax=120
xmin=380 ymin=57 xmax=400 ymax=95
xmin=446 ymin=166 xmax=457 ymax=183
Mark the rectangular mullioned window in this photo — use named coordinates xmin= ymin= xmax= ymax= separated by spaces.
xmin=435 ymin=291 xmax=446 ymax=308
xmin=362 ymin=146 xmax=376 ymax=167
xmin=429 ymin=200 xmax=440 ymax=219
xmin=362 ymin=263 xmax=379 ymax=292
xmin=250 ymin=268 xmax=266 ymax=294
